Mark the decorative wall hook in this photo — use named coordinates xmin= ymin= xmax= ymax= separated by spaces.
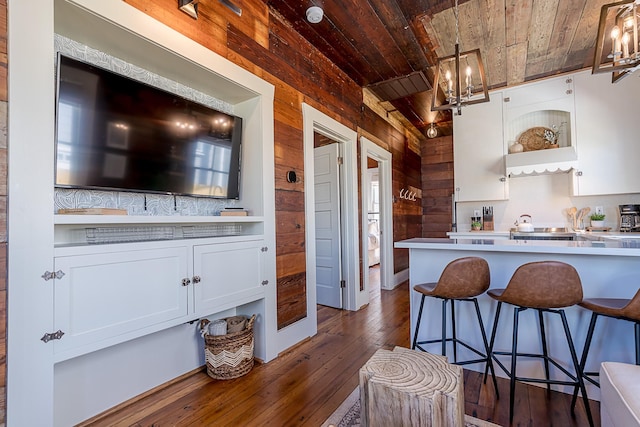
xmin=399 ymin=186 xmax=422 ymax=202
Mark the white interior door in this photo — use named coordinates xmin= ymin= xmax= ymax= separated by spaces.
xmin=360 ymin=137 xmax=394 ymax=292
xmin=314 ymin=143 xmax=342 ymax=308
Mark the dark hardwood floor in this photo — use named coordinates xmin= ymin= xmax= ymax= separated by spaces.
xmin=81 ymin=266 xmax=599 ymax=426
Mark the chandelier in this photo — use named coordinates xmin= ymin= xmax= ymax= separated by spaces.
xmin=430 ymin=0 xmax=489 ymax=115
xmin=592 ymin=0 xmax=640 ymax=83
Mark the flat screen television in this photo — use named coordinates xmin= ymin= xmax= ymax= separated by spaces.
xmin=55 ymin=54 xmax=242 ymax=199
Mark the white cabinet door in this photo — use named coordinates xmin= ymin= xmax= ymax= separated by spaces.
xmin=193 ymin=240 xmax=264 ymax=315
xmin=573 ymin=71 xmax=640 ymax=196
xmin=453 ymin=91 xmax=508 ymax=202
xmin=503 ymin=75 xmax=576 ymax=151
xmin=503 ymin=74 xmax=574 ymax=112
xmin=53 ymin=246 xmax=189 ymax=359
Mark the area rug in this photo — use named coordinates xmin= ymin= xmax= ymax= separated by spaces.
xmin=321 ymin=387 xmax=501 ymax=427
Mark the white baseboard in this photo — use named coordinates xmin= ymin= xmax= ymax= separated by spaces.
xmin=381 ymin=268 xmax=408 ymax=290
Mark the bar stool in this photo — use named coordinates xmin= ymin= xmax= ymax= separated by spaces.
xmin=487 ymin=261 xmax=594 ymax=427
xmin=411 ymin=256 xmax=498 ymax=396
xmin=570 ymin=288 xmax=640 ymax=410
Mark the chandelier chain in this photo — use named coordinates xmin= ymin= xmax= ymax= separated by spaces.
xmin=454 ymin=0 xmax=459 ymax=45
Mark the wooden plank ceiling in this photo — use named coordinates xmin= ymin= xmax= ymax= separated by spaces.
xmin=266 ymin=0 xmax=610 ymax=137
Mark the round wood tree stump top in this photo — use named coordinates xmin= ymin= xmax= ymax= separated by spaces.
xmin=359 ymin=346 xmax=464 ymax=427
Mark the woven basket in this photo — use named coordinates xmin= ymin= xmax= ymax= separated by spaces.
xmin=200 ymin=314 xmax=255 ymax=380
xmin=518 ymin=126 xmax=555 ymax=151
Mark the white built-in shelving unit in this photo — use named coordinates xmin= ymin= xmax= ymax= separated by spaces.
xmin=9 ymin=1 xmax=278 ymax=426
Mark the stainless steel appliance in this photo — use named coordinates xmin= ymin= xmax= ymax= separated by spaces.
xmin=509 ymin=227 xmax=576 ymax=241
xmin=620 ymin=204 xmax=640 ymax=232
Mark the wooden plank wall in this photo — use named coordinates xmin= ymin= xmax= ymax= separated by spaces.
xmin=121 ymin=0 xmax=423 ymax=329
xmin=0 ymin=0 xmax=7 ymax=423
xmin=421 ymin=135 xmax=454 ymax=238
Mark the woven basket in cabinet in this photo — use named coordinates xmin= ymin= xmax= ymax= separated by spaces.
xmin=199 ymin=314 xmax=256 ymax=380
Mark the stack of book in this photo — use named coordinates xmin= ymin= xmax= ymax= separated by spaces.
xmin=220 ymin=208 xmax=249 ymax=217
xmin=58 ymin=208 xmax=128 ymax=215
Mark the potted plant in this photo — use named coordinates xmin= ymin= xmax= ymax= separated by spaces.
xmin=590 ymin=213 xmax=605 ymax=228
xmin=471 ymin=220 xmax=482 ymax=231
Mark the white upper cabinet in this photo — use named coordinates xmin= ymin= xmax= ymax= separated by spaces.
xmin=453 ymin=91 xmax=508 ymax=202
xmin=503 ymin=74 xmax=575 ymax=114
xmin=572 ymin=71 xmax=640 ymax=196
xmin=503 ymin=75 xmax=578 ymax=176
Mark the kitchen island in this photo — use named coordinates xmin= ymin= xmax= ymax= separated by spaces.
xmin=394 ymin=238 xmax=640 ymax=400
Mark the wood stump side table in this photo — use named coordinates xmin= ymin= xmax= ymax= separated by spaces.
xmin=359 ymin=346 xmax=464 ymax=427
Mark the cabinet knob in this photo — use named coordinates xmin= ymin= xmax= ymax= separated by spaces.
xmin=566 ymin=89 xmax=573 ymax=95
xmin=261 ymin=280 xmax=269 ymax=286
xmin=181 ymin=277 xmax=191 ymax=286
xmin=499 ymin=177 xmax=507 ymax=182
xmin=575 ymin=170 xmax=583 ymax=177
xmin=192 ymin=275 xmax=201 ymax=284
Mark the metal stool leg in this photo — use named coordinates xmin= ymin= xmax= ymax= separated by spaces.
xmin=441 ymin=299 xmax=447 ymax=356
xmin=635 ymin=321 xmax=640 ymax=366
xmin=486 ymin=301 xmax=503 ymax=380
xmin=538 ymin=309 xmax=551 ymax=393
xmin=472 ymin=298 xmax=499 ymax=398
xmin=560 ymin=309 xmax=595 ymax=427
xmin=571 ymin=312 xmax=599 ymax=411
xmin=509 ymin=306 xmax=521 ymax=424
xmin=412 ymin=295 xmax=426 ymax=350
xmin=451 ymin=299 xmax=458 ymax=363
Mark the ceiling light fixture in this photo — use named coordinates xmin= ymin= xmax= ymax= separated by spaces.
xmin=426 ymin=123 xmax=438 ymax=139
xmin=178 ymin=0 xmax=199 ymax=19
xmin=306 ymin=6 xmax=324 ymax=24
xmin=592 ymin=0 xmax=640 ymax=83
xmin=430 ymin=0 xmax=489 ymax=115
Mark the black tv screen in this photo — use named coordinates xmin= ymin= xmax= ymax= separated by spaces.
xmin=55 ymin=54 xmax=242 ymax=199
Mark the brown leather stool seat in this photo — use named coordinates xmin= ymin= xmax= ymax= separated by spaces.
xmin=487 ymin=261 xmax=594 ymax=426
xmin=570 ymin=288 xmax=640 ymax=410
xmin=412 ymin=256 xmax=498 ymax=395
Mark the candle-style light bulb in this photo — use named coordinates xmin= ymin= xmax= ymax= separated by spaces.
xmin=465 ymin=66 xmax=472 ymax=87
xmin=445 ymin=70 xmax=452 ymax=94
xmin=611 ymin=25 xmax=621 ymax=40
xmin=622 ymin=32 xmax=630 ymax=58
xmin=611 ymin=25 xmax=621 ymax=58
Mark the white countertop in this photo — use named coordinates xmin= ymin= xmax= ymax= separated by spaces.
xmin=447 ymin=230 xmax=640 ymax=239
xmin=395 ymin=237 xmax=640 ymax=256
xmin=447 ymin=231 xmax=510 ymax=237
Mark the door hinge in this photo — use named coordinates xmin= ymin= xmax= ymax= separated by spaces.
xmin=41 ymin=270 xmax=65 ymax=281
xmin=340 ymin=280 xmax=346 ymax=288
xmin=41 ymin=330 xmax=65 ymax=343
xmin=337 ymin=156 xmax=343 ymax=165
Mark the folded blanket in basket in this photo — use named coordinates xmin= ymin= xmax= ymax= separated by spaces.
xmin=208 ymin=319 xmax=227 ymax=336
xmin=226 ymin=315 xmax=247 ymax=333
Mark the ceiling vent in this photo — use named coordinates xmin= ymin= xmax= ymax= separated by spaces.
xmin=367 ymin=71 xmax=432 ymax=101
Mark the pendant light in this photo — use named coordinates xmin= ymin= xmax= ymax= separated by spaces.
xmin=592 ymin=0 xmax=640 ymax=83
xmin=430 ymin=0 xmax=489 ymax=115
